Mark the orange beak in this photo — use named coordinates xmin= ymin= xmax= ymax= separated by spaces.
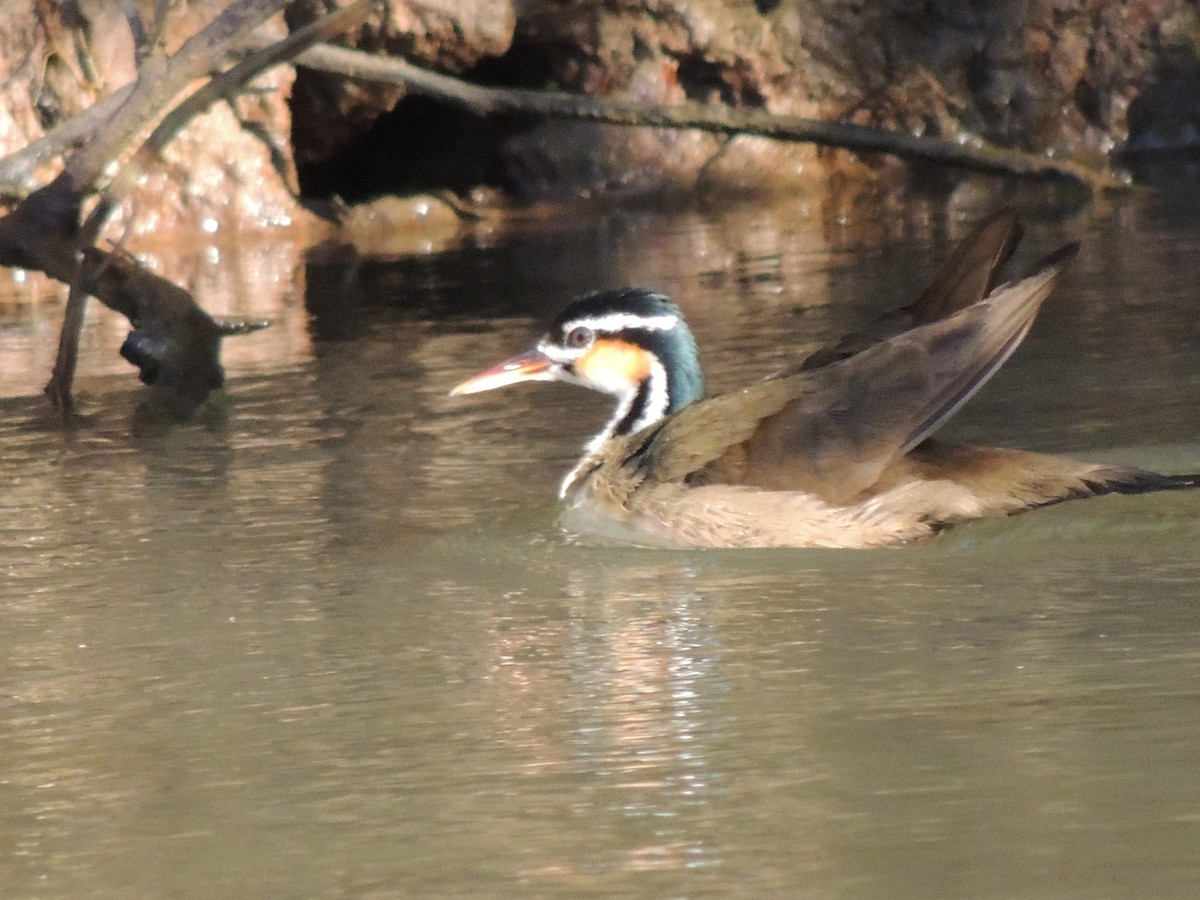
xmin=450 ymin=347 xmax=561 ymax=396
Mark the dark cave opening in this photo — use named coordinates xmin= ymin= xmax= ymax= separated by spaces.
xmin=294 ymin=93 xmax=529 ymax=202
xmin=294 ymin=39 xmax=569 ymax=203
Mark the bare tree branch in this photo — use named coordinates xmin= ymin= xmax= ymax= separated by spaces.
xmin=0 ymin=86 xmax=132 ymax=200
xmin=0 ymin=0 xmax=1125 ymax=422
xmin=117 ymin=0 xmax=152 ymax=65
xmin=54 ymin=0 xmax=294 ymax=219
xmin=85 ymin=0 xmax=371 ymax=239
xmin=293 ymin=43 xmax=1126 ymax=192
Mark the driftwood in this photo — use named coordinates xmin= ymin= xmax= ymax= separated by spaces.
xmin=0 ymin=0 xmax=368 ymax=416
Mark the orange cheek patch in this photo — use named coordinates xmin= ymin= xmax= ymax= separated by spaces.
xmin=576 ymin=339 xmax=651 ymax=389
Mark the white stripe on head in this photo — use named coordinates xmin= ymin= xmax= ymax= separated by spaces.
xmin=566 ymin=312 xmax=678 ymax=335
xmin=536 ymin=339 xmax=581 ymax=365
xmin=537 ymin=312 xmax=678 ymax=365
xmin=537 ymin=340 xmax=576 ymax=365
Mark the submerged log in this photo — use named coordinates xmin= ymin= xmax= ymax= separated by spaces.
xmin=0 ymin=0 xmax=366 ymax=417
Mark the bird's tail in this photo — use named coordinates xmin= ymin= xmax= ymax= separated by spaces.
xmin=1086 ymin=467 xmax=1200 ymax=497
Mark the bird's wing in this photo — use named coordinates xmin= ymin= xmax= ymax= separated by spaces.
xmin=620 ymin=242 xmax=1079 ymax=505
xmin=798 ymin=208 xmax=1023 ymax=370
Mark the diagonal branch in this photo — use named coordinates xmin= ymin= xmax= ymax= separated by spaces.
xmin=58 ymin=0 xmax=294 ymax=205
xmin=83 ymin=0 xmax=372 ymax=240
xmin=0 ymin=86 xmax=133 ymax=201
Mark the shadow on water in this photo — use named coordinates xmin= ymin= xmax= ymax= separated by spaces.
xmin=2 ymin=183 xmax=1200 ymax=897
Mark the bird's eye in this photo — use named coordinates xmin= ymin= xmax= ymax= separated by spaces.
xmin=565 ymin=326 xmax=593 ymax=349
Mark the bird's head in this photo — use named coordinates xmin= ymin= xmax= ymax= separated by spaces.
xmin=452 ymin=288 xmax=704 ymax=438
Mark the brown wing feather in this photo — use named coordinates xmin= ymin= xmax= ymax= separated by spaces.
xmin=799 ymin=209 xmax=1022 ymax=370
xmin=620 ymin=242 xmax=1079 ymax=505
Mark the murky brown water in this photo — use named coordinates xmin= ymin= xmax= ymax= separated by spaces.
xmin=3 ymin=181 xmax=1200 ymax=898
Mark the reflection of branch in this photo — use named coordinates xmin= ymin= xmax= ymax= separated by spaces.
xmin=295 ymin=43 xmax=1124 ymax=191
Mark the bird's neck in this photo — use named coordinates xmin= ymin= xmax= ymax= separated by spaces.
xmin=559 ymin=352 xmax=703 ymax=499
xmin=596 ymin=346 xmax=708 ymax=445
xmin=591 ymin=356 xmax=669 ymax=448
